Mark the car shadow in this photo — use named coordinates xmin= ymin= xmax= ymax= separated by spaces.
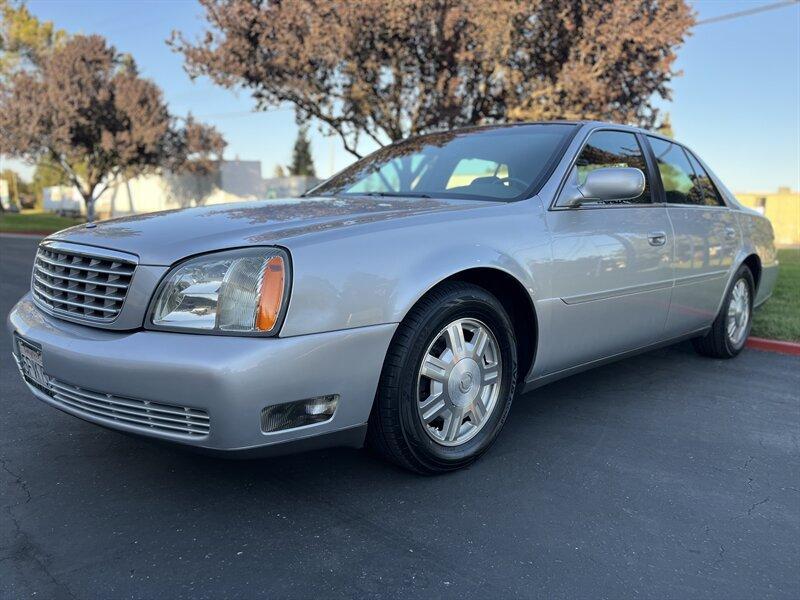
xmin=89 ymin=341 xmax=700 ymax=489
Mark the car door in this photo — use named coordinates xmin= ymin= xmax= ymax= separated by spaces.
xmin=541 ymin=129 xmax=674 ymax=374
xmin=645 ymin=136 xmax=739 ymax=336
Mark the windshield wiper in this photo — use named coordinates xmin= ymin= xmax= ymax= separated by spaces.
xmin=362 ymin=191 xmax=432 ymax=199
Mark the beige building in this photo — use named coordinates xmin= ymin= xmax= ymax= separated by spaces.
xmin=736 ymin=187 xmax=799 ymax=247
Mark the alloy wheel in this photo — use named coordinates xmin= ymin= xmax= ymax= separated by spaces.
xmin=726 ymin=278 xmax=751 ymax=347
xmin=416 ymin=318 xmax=503 ymax=446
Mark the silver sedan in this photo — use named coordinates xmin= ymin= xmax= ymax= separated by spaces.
xmin=8 ymin=121 xmax=778 ymax=473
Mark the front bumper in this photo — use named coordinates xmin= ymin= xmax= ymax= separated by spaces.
xmin=8 ymin=294 xmax=396 ymax=455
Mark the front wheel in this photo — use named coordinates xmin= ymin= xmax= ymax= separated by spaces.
xmin=692 ymin=265 xmax=754 ymax=359
xmin=367 ymin=282 xmax=518 ymax=473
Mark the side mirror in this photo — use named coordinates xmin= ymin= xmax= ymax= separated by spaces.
xmin=560 ymin=167 xmax=645 ymax=207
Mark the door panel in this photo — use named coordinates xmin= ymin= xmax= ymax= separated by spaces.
xmin=665 ymin=207 xmax=738 ymax=334
xmin=644 ymin=136 xmax=739 ymax=335
xmin=543 ymin=206 xmax=674 ymax=374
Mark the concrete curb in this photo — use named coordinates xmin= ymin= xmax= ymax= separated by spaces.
xmin=746 ymin=337 xmax=800 ymax=356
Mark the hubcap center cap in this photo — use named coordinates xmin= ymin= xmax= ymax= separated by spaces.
xmin=448 ymin=358 xmax=481 ymax=407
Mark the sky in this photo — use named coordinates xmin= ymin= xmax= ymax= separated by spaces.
xmin=3 ymin=0 xmax=799 ymax=193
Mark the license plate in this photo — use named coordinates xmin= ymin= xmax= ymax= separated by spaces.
xmin=15 ymin=335 xmax=49 ymax=389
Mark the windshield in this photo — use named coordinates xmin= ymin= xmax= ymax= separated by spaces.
xmin=312 ymin=123 xmax=576 ymax=201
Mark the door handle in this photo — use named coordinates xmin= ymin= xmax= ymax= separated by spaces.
xmin=725 ymin=226 xmax=738 ymax=240
xmin=647 ymin=231 xmax=667 ymax=246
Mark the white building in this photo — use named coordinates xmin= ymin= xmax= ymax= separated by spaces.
xmin=263 ymin=175 xmax=321 ymax=198
xmin=42 ymin=161 xmax=324 ymax=219
xmin=0 ymin=179 xmax=11 ymax=211
xmin=220 ymin=160 xmax=264 ymax=198
xmin=44 ymin=160 xmax=266 ymax=219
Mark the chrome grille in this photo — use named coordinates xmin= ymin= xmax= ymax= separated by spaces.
xmin=13 ymin=355 xmax=210 ymax=438
xmin=32 ymin=243 xmax=136 ymax=322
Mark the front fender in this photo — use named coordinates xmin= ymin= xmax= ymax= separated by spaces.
xmin=279 ymin=199 xmax=549 ymax=337
xmin=388 ymin=243 xmax=540 ymax=326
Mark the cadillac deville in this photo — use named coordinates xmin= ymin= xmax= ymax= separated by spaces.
xmin=8 ymin=122 xmax=778 ymax=473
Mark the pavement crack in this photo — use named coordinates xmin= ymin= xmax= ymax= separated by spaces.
xmin=746 ymin=496 xmax=770 ymax=516
xmin=0 ymin=456 xmax=76 ymax=599
xmin=0 ymin=456 xmax=32 ymax=506
xmin=713 ymin=544 xmax=726 ymax=567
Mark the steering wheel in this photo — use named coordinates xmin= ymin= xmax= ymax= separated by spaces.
xmin=497 ymin=177 xmax=529 ymax=191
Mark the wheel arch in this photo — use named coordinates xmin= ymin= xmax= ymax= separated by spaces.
xmin=711 ymin=252 xmax=763 ymax=319
xmin=400 ymin=267 xmax=539 ymax=385
xmin=741 ymin=253 xmax=762 ymax=292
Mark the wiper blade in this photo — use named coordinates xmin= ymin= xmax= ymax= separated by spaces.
xmin=362 ymin=191 xmax=432 ymax=199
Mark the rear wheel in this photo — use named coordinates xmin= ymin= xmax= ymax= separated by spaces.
xmin=367 ymin=282 xmax=517 ymax=473
xmin=692 ymin=265 xmax=754 ymax=359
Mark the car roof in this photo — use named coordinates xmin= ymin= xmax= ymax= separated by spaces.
xmin=441 ymin=119 xmax=660 ymax=138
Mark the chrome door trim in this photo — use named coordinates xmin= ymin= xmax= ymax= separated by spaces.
xmin=673 ymin=269 xmax=729 ymax=287
xmin=560 ymin=278 xmax=674 ymax=305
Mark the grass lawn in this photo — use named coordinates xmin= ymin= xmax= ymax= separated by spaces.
xmin=0 ymin=210 xmax=82 ymax=234
xmin=751 ymin=248 xmax=800 ymax=342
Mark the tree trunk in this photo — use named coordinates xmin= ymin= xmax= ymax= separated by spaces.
xmin=81 ymin=192 xmax=95 ymax=223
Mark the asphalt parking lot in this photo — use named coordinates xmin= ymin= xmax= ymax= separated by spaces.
xmin=1 ymin=234 xmax=799 ymax=599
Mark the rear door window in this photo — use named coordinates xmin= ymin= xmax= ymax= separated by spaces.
xmin=685 ymin=151 xmax=725 ymax=207
xmin=647 ymin=137 xmax=704 ymax=205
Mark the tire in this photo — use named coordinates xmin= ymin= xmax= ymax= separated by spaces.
xmin=367 ymin=282 xmax=518 ymax=474
xmin=692 ymin=264 xmax=755 ymax=359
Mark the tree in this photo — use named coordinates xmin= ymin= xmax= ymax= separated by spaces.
xmin=0 ymin=0 xmax=66 ymax=75
xmin=0 ymin=34 xmax=226 ymax=221
xmin=289 ymin=127 xmax=316 ymax=177
xmin=172 ymin=0 xmax=694 ymax=158
xmin=657 ymin=113 xmax=675 ymax=138
xmin=273 ymin=164 xmax=286 ymax=178
xmin=32 ymin=157 xmax=70 ymax=207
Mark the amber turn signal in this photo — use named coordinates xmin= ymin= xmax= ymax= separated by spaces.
xmin=255 ymin=255 xmax=285 ymax=331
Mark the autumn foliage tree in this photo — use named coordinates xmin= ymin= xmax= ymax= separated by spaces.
xmin=0 ymin=34 xmax=226 ymax=220
xmin=172 ymin=0 xmax=694 ymax=158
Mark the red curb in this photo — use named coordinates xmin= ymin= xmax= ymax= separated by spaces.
xmin=746 ymin=337 xmax=800 ymax=356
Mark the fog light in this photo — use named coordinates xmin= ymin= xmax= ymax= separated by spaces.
xmin=260 ymin=395 xmax=339 ymax=433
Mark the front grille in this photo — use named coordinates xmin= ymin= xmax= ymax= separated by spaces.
xmin=13 ymin=355 xmax=210 ymax=438
xmin=32 ymin=243 xmax=136 ymax=322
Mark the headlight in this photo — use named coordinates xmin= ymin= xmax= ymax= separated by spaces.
xmin=150 ymin=248 xmax=289 ymax=335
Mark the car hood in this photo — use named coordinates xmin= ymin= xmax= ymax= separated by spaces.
xmin=48 ymin=195 xmax=487 ymax=265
